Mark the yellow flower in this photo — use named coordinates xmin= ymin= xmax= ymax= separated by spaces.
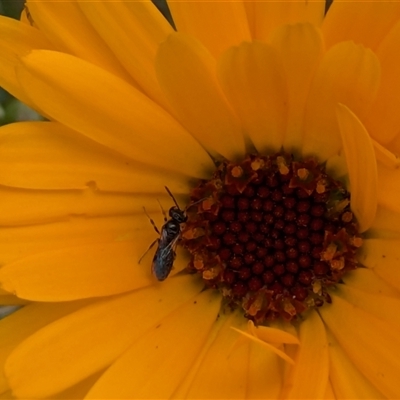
xmin=0 ymin=0 xmax=400 ymax=398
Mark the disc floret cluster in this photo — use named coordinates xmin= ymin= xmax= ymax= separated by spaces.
xmin=182 ymin=153 xmax=362 ymax=324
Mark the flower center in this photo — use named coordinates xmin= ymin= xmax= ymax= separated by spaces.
xmin=181 ymin=153 xmax=362 ymax=324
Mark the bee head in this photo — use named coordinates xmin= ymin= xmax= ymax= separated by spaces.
xmin=169 ymin=206 xmax=187 ymax=223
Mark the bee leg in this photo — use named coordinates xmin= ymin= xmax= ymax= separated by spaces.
xmin=138 ymin=239 xmax=158 ymax=264
xmin=157 ymin=199 xmax=168 ymax=223
xmin=143 ymin=207 xmax=161 ymax=234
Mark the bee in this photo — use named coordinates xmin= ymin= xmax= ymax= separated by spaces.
xmin=139 ymin=187 xmax=195 ymax=281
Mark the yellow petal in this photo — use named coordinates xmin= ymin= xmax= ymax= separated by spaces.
xmin=244 ymin=0 xmax=325 ymax=41
xmin=217 ymin=41 xmax=287 ymax=153
xmin=0 ymin=240 xmax=154 ymax=300
xmin=174 ymin=311 xmax=282 ymax=399
xmin=0 ymin=300 xmax=94 ymax=394
xmin=336 ymin=104 xmax=377 ymax=232
xmin=0 ymin=295 xmax=28 ymax=306
xmin=334 ymin=283 xmax=400 ymax=331
xmin=0 ymin=215 xmax=150 ymax=265
xmin=51 ymin=370 xmax=105 ymax=400
xmin=26 ymin=0 xmax=133 ymax=84
xmin=341 ymin=267 xmax=400 ymax=298
xmin=18 ymin=49 xmax=213 ymax=178
xmin=369 ymin=205 xmax=400 ymax=239
xmin=303 ymin=42 xmax=380 ymax=162
xmin=281 ymin=310 xmax=329 ymax=399
xmin=174 ymin=312 xmax=247 ymax=399
xmin=0 ymin=185 xmax=192 ymax=226
xmin=324 ymin=381 xmax=336 ymax=400
xmin=359 ymin=238 xmax=400 ymax=292
xmin=246 ymin=340 xmax=282 ymax=399
xmin=0 ymin=16 xmax=53 ymax=108
xmin=0 ymin=196 xmax=193 ymax=265
xmin=319 ymin=293 xmax=400 ymax=399
xmin=386 ymin=131 xmax=400 ymax=159
xmin=377 ymin=162 xmax=400 ymax=215
xmin=325 ymin=150 xmax=349 ymax=182
xmin=366 ymin=20 xmax=400 ymax=145
xmin=322 ymin=0 xmax=400 ymax=51
xmin=78 ymin=0 xmax=172 ymax=108
xmin=231 ymin=326 xmax=294 ymax=365
xmin=0 ymin=121 xmax=190 ymax=192
xmin=85 ymin=289 xmax=221 ymax=399
xmin=156 ymin=33 xmax=245 ymax=160
xmin=0 ymin=205 xmax=192 ymax=300
xmin=168 ymin=1 xmax=251 ymax=59
xmin=373 ymin=139 xmax=400 ymax=169
xmin=248 ymin=321 xmax=299 ymax=345
xmin=5 ymin=275 xmax=204 ymax=399
xmin=327 ymin=329 xmax=385 ymax=399
xmin=270 ymin=23 xmax=324 ymax=153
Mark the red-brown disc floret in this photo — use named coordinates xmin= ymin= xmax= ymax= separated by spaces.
xmin=182 ymin=154 xmax=362 ymax=324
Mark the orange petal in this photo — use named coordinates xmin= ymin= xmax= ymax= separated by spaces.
xmin=319 ymin=293 xmax=400 ymax=399
xmin=249 ymin=321 xmax=299 ymax=345
xmin=243 ymin=0 xmax=325 ymax=41
xmin=168 ymin=1 xmax=251 ymax=59
xmin=373 ymin=140 xmax=400 ymax=169
xmin=341 ymin=267 xmax=400 ymax=298
xmin=175 ymin=311 xmax=282 ymax=399
xmin=0 ymin=240 xmax=155 ymax=301
xmin=322 ymin=0 xmax=400 ymax=51
xmin=156 ymin=33 xmax=245 ymax=160
xmin=217 ymin=41 xmax=287 ymax=153
xmin=377 ymin=163 xmax=400 ymax=215
xmin=359 ymin=238 xmax=400 ymax=292
xmin=270 ymin=23 xmax=324 ymax=153
xmin=336 ymin=104 xmax=377 ymax=232
xmin=325 ymin=150 xmax=348 ymax=182
xmin=18 ymin=49 xmax=213 ymax=178
xmin=0 ymin=185 xmax=193 ymax=226
xmin=77 ymin=0 xmax=173 ymax=108
xmin=84 ymin=289 xmax=221 ymax=399
xmin=281 ymin=310 xmax=329 ymax=399
xmin=231 ymin=327 xmax=294 ymax=365
xmin=50 ymin=370 xmax=105 ymax=400
xmin=246 ymin=340 xmax=283 ymax=399
xmin=327 ymin=328 xmax=385 ymax=399
xmin=0 ymin=214 xmax=151 ymax=265
xmin=303 ymin=42 xmax=380 ymax=162
xmin=26 ymin=0 xmax=133 ymax=84
xmin=5 ymin=275 xmax=204 ymax=399
xmin=0 ymin=300 xmax=95 ymax=394
xmin=366 ymin=20 xmax=400 ymax=145
xmin=323 ymin=381 xmax=336 ymax=400
xmin=0 ymin=206 xmax=193 ymax=300
xmin=0 ymin=295 xmax=29 ymax=306
xmin=334 ymin=283 xmax=400 ymax=332
xmin=369 ymin=205 xmax=400 ymax=239
xmin=0 ymin=121 xmax=190 ymax=192
xmin=386 ymin=127 xmax=400 ymax=158
xmin=0 ymin=16 xmax=53 ymax=108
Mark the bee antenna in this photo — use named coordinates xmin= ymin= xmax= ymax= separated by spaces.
xmin=164 ymin=186 xmax=180 ymax=209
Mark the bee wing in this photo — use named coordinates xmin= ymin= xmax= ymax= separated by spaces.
xmin=157 ymin=234 xmax=180 ymax=264
xmin=152 ymin=233 xmax=180 ymax=281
